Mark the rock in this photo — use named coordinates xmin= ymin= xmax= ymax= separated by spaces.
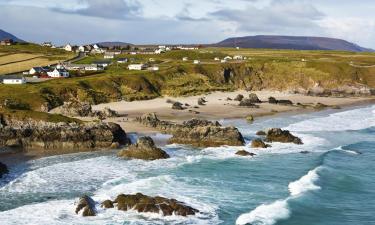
xmin=114 ymin=193 xmax=199 ymax=216
xmin=52 ymin=101 xmax=92 ymax=117
xmin=251 ymin=139 xmax=270 ymax=148
xmin=172 ymin=102 xmax=184 ymax=110
xmin=268 ymin=97 xmax=293 ymax=105
xmin=248 ymin=93 xmax=261 ymax=103
xmin=0 ymin=162 xmax=9 ymax=178
xmin=300 ymin=151 xmax=310 ymax=154
xmin=331 ymin=105 xmax=341 ymax=109
xmin=226 ymin=97 xmax=232 ymax=101
xmin=198 ymin=98 xmax=206 ymax=106
xmin=101 ymin=107 xmax=119 ymax=118
xmin=118 ymin=136 xmax=170 ymax=160
xmin=239 ymin=99 xmax=260 ymax=108
xmin=137 ymin=114 xmax=245 ymax=147
xmin=265 ymin=128 xmax=303 ymax=145
xmin=166 ymin=99 xmax=175 ymax=104
xmin=268 ymin=97 xmax=278 ymax=104
xmin=101 ymin=200 xmax=114 ymax=208
xmin=235 ymin=150 xmax=256 ymax=157
xmin=314 ymin=103 xmax=328 ymax=109
xmin=75 ymin=195 xmax=96 ymax=217
xmin=256 ymin=131 xmax=266 ymax=136
xmin=234 ymin=94 xmax=244 ymax=101
xmin=0 ymin=116 xmax=130 ymax=151
xmin=246 ymin=115 xmax=254 ymax=123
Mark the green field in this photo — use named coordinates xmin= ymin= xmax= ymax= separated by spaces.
xmin=1 ymin=46 xmax=375 ymax=122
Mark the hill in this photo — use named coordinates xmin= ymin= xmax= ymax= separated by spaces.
xmin=0 ymin=29 xmax=24 ymax=42
xmin=215 ymin=35 xmax=373 ymax=52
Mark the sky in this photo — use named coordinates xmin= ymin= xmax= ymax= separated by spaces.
xmin=0 ymin=0 xmax=374 ymax=48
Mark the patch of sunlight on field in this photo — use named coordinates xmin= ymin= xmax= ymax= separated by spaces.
xmin=0 ymin=53 xmax=43 ymax=65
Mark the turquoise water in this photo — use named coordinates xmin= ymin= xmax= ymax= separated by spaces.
xmin=0 ymin=105 xmax=375 ymax=225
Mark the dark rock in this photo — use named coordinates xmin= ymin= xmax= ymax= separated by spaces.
xmin=0 ymin=162 xmax=9 ymax=178
xmin=234 ymin=94 xmax=244 ymax=101
xmin=268 ymin=97 xmax=278 ymax=104
xmin=239 ymin=99 xmax=260 ymax=108
xmin=314 ymin=102 xmax=328 ymax=109
xmin=75 ymin=195 xmax=96 ymax=217
xmin=300 ymin=151 xmax=310 ymax=154
xmin=248 ymin=93 xmax=261 ymax=103
xmin=101 ymin=200 xmax=114 ymax=208
xmin=236 ymin=150 xmax=256 ymax=157
xmin=268 ymin=97 xmax=293 ymax=105
xmin=251 ymin=139 xmax=270 ymax=148
xmin=226 ymin=97 xmax=232 ymax=101
xmin=172 ymin=102 xmax=184 ymax=110
xmin=198 ymin=98 xmax=206 ymax=106
xmin=118 ymin=136 xmax=170 ymax=160
xmin=114 ymin=193 xmax=199 ymax=216
xmin=182 ymin=119 xmax=221 ymax=128
xmin=265 ymin=128 xmax=303 ymax=145
xmin=256 ymin=131 xmax=266 ymax=136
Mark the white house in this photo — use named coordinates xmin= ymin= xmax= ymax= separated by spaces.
xmin=221 ymin=59 xmax=227 ymax=63
xmin=64 ymin=44 xmax=73 ymax=52
xmin=148 ymin=66 xmax=159 ymax=71
xmin=193 ymin=60 xmax=201 ymax=64
xmin=128 ymin=64 xmax=147 ymax=70
xmin=224 ymin=56 xmax=232 ymax=61
xmin=2 ymin=75 xmax=27 ymax=84
xmin=233 ymin=55 xmax=243 ymax=60
xmin=214 ymin=57 xmax=220 ymax=61
xmin=182 ymin=57 xmax=188 ymax=61
xmin=29 ymin=67 xmax=49 ymax=75
xmin=104 ymin=53 xmax=115 ymax=59
xmin=117 ymin=58 xmax=128 ymax=64
xmin=47 ymin=68 xmax=70 ymax=78
xmin=155 ymin=49 xmax=165 ymax=54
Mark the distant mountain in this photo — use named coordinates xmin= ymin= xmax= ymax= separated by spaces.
xmin=0 ymin=29 xmax=24 ymax=42
xmin=96 ymin=42 xmax=133 ymax=48
xmin=215 ymin=35 xmax=373 ymax=52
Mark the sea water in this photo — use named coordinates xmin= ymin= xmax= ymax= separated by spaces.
xmin=1 ymin=105 xmax=375 ymax=225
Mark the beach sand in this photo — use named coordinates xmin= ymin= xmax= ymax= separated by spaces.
xmin=93 ymin=90 xmax=375 ymax=134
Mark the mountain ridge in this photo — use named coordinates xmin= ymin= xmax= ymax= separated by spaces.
xmin=0 ymin=29 xmax=24 ymax=42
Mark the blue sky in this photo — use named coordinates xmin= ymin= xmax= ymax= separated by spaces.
xmin=0 ymin=0 xmax=374 ymax=48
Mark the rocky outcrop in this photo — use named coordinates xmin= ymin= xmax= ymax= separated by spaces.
xmin=0 ymin=117 xmax=130 ymax=151
xmin=256 ymin=131 xmax=266 ymax=136
xmin=75 ymin=195 xmax=96 ymax=217
xmin=198 ymin=97 xmax=207 ymax=106
xmin=0 ymin=162 xmax=8 ymax=178
xmin=136 ymin=113 xmax=245 ymax=147
xmin=101 ymin=200 xmax=114 ymax=209
xmin=236 ymin=150 xmax=256 ymax=156
xmin=251 ymin=139 xmax=270 ymax=148
xmin=268 ymin=97 xmax=293 ymax=105
xmin=118 ymin=136 xmax=170 ymax=160
xmin=265 ymin=128 xmax=303 ymax=144
xmin=114 ymin=193 xmax=199 ymax=216
xmin=172 ymin=102 xmax=184 ymax=110
xmin=234 ymin=94 xmax=244 ymax=101
xmin=239 ymin=99 xmax=260 ymax=108
xmin=248 ymin=93 xmax=261 ymax=103
xmin=50 ymin=101 xmax=118 ymax=119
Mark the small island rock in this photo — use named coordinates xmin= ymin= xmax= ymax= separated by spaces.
xmin=118 ymin=136 xmax=170 ymax=160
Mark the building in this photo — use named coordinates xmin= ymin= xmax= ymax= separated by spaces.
xmin=29 ymin=66 xmax=50 ymax=75
xmin=47 ymin=68 xmax=70 ymax=78
xmin=93 ymin=60 xmax=111 ymax=67
xmin=233 ymin=55 xmax=243 ymax=60
xmin=128 ymin=64 xmax=147 ymax=70
xmin=148 ymin=66 xmax=159 ymax=71
xmin=64 ymin=64 xmax=104 ymax=71
xmin=182 ymin=57 xmax=188 ymax=61
xmin=221 ymin=59 xmax=227 ymax=63
xmin=2 ymin=75 xmax=26 ymax=84
xmin=224 ymin=56 xmax=233 ymax=61
xmin=42 ymin=42 xmax=52 ymax=47
xmin=193 ymin=60 xmax=201 ymax=64
xmin=0 ymin=39 xmax=14 ymax=46
xmin=64 ymin=44 xmax=73 ymax=52
xmin=104 ymin=53 xmax=115 ymax=59
xmin=214 ymin=57 xmax=220 ymax=61
xmin=117 ymin=58 xmax=128 ymax=64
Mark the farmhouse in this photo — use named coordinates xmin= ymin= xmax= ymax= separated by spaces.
xmin=128 ymin=64 xmax=147 ymax=70
xmin=2 ymin=75 xmax=26 ymax=84
xmin=47 ymin=68 xmax=70 ymax=78
xmin=29 ymin=66 xmax=50 ymax=75
xmin=64 ymin=44 xmax=73 ymax=52
xmin=233 ymin=55 xmax=243 ymax=60
xmin=0 ymin=39 xmax=14 ymax=46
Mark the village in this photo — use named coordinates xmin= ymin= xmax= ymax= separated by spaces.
xmin=0 ymin=39 xmax=247 ymax=85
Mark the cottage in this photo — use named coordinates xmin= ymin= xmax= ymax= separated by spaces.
xmin=224 ymin=56 xmax=232 ymax=61
xmin=2 ymin=75 xmax=26 ymax=84
xmin=155 ymin=49 xmax=165 ymax=54
xmin=93 ymin=60 xmax=111 ymax=67
xmin=214 ymin=57 xmax=220 ymax=61
xmin=64 ymin=44 xmax=73 ymax=52
xmin=104 ymin=53 xmax=115 ymax=59
xmin=128 ymin=64 xmax=147 ymax=70
xmin=42 ymin=42 xmax=52 ymax=47
xmin=47 ymin=68 xmax=70 ymax=78
xmin=233 ymin=55 xmax=243 ymax=60
xmin=0 ymin=39 xmax=14 ymax=46
xmin=182 ymin=57 xmax=188 ymax=61
xmin=117 ymin=58 xmax=128 ymax=64
xmin=193 ymin=60 xmax=201 ymax=64
xmin=221 ymin=59 xmax=227 ymax=63
xmin=29 ymin=66 xmax=49 ymax=75
xmin=64 ymin=64 xmax=104 ymax=71
xmin=148 ymin=66 xmax=159 ymax=71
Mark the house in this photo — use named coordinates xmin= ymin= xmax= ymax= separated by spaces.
xmin=2 ymin=75 xmax=26 ymax=84
xmin=117 ymin=58 xmax=128 ymax=64
xmin=47 ymin=68 xmax=70 ymax=78
xmin=64 ymin=44 xmax=73 ymax=52
xmin=128 ymin=64 xmax=147 ymax=70
xmin=221 ymin=59 xmax=227 ymax=63
xmin=42 ymin=42 xmax=52 ymax=47
xmin=224 ymin=56 xmax=232 ymax=61
xmin=64 ymin=64 xmax=104 ymax=71
xmin=148 ymin=66 xmax=159 ymax=71
xmin=193 ymin=60 xmax=201 ymax=64
xmin=214 ymin=57 xmax=220 ymax=61
xmin=0 ymin=39 xmax=14 ymax=46
xmin=93 ymin=60 xmax=111 ymax=67
xmin=233 ymin=55 xmax=243 ymax=60
xmin=182 ymin=57 xmax=188 ymax=61
xmin=29 ymin=66 xmax=49 ymax=75
xmin=155 ymin=49 xmax=165 ymax=54
xmin=104 ymin=53 xmax=115 ymax=59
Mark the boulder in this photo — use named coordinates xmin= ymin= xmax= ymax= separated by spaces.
xmin=251 ymin=139 xmax=270 ymax=148
xmin=268 ymin=97 xmax=293 ymax=105
xmin=172 ymin=102 xmax=184 ymax=110
xmin=0 ymin=162 xmax=8 ymax=178
xmin=239 ymin=99 xmax=260 ymax=108
xmin=235 ymin=150 xmax=256 ymax=157
xmin=234 ymin=94 xmax=244 ymax=101
xmin=114 ymin=193 xmax=199 ymax=216
xmin=268 ymin=97 xmax=278 ymax=104
xmin=256 ymin=131 xmax=266 ymax=136
xmin=101 ymin=200 xmax=114 ymax=209
xmin=198 ymin=98 xmax=206 ymax=106
xmin=265 ymin=128 xmax=303 ymax=145
xmin=118 ymin=136 xmax=170 ymax=160
xmin=246 ymin=115 xmax=254 ymax=123
xmin=248 ymin=93 xmax=261 ymax=103
xmin=314 ymin=103 xmax=328 ymax=109
xmin=75 ymin=195 xmax=96 ymax=217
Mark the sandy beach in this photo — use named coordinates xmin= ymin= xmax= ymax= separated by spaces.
xmin=93 ymin=90 xmax=375 ymax=134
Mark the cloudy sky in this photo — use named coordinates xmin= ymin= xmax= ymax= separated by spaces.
xmin=0 ymin=0 xmax=374 ymax=48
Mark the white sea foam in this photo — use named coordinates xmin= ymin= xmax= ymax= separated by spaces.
xmin=286 ymin=106 xmax=375 ymax=132
xmin=288 ymin=167 xmax=321 ymax=196
xmin=236 ymin=200 xmax=290 ymax=225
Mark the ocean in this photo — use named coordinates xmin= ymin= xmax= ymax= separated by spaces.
xmin=0 ymin=104 xmax=375 ymax=225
